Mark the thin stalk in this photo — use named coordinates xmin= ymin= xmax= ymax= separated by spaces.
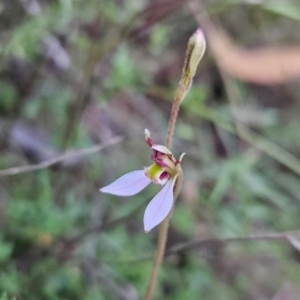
xmin=166 ymin=87 xmax=185 ymax=149
xmin=144 ymin=28 xmax=205 ymax=300
xmin=143 ymin=171 xmax=182 ymax=300
xmin=144 ymin=82 xmax=184 ymax=300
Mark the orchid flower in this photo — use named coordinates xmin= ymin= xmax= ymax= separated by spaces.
xmin=100 ymin=129 xmax=185 ymax=232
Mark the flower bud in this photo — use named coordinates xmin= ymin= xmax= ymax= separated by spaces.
xmin=181 ymin=29 xmax=206 ymax=88
xmin=174 ymin=29 xmax=206 ymax=104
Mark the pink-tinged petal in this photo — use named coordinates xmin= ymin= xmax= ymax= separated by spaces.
xmin=143 ymin=177 xmax=176 ymax=232
xmin=100 ymin=170 xmax=151 ymax=196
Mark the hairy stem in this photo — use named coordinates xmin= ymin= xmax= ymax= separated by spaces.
xmin=166 ymin=85 xmax=187 ymax=149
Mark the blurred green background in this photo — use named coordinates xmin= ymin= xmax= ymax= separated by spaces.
xmin=1 ymin=0 xmax=300 ymax=299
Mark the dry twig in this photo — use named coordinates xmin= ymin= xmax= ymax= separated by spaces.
xmin=166 ymin=230 xmax=300 ymax=256
xmin=0 ymin=136 xmax=122 ymax=177
xmin=109 ymin=230 xmax=300 ymax=264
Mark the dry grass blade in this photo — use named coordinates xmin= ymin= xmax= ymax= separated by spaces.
xmin=189 ymin=0 xmax=300 ymax=85
xmin=209 ymin=31 xmax=300 ymax=84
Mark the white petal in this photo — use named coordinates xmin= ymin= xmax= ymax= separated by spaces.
xmin=100 ymin=170 xmax=151 ymax=196
xmin=143 ymin=178 xmax=176 ymax=232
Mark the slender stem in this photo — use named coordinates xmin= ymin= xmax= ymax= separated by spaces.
xmin=143 ymin=172 xmax=182 ymax=300
xmin=144 ymin=28 xmax=205 ymax=300
xmin=144 ymin=84 xmax=184 ymax=300
xmin=143 ymin=88 xmax=183 ymax=300
xmin=143 ymin=215 xmax=170 ymax=300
